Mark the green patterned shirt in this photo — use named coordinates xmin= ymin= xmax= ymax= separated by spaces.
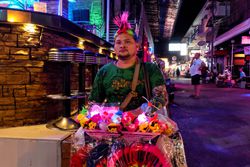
xmin=89 ymin=62 xmax=165 ymax=111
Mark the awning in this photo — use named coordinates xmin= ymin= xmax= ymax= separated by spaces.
xmin=214 ymin=17 xmax=250 ymax=46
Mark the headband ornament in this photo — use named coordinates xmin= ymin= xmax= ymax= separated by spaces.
xmin=113 ymin=11 xmax=138 ymax=41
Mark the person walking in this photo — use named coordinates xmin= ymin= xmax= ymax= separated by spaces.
xmin=176 ymin=68 xmax=180 ymax=78
xmin=189 ymin=53 xmax=205 ymax=98
xmin=238 ymin=67 xmax=246 ymax=81
xmin=235 ymin=67 xmax=246 ymax=87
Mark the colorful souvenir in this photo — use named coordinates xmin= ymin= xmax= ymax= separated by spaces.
xmin=107 ymin=123 xmax=121 ymax=133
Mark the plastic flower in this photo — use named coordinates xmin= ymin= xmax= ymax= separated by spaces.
xmin=138 ymin=122 xmax=148 ymax=132
xmin=107 ymin=123 xmax=121 ymax=133
xmin=77 ymin=114 xmax=89 ymax=127
xmin=88 ymin=121 xmax=97 ymax=130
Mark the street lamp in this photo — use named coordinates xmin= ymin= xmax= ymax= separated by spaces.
xmin=231 ymin=40 xmax=235 ymax=75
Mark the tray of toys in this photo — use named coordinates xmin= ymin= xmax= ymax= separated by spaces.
xmin=71 ymin=128 xmax=187 ymax=167
xmin=70 ymin=104 xmax=187 ymax=167
xmin=75 ymin=104 xmax=177 ymax=135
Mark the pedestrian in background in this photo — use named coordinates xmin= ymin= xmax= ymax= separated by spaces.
xmin=201 ymin=65 xmax=208 ymax=83
xmin=189 ymin=53 xmax=205 ymax=98
xmin=239 ymin=67 xmax=246 ymax=80
xmin=176 ymin=68 xmax=180 ymax=78
xmin=211 ymin=66 xmax=218 ymax=83
xmin=235 ymin=67 xmax=246 ymax=87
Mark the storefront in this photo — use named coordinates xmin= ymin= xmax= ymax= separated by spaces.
xmin=214 ymin=18 xmax=250 ymax=77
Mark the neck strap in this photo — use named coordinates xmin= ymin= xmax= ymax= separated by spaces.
xmin=119 ymin=59 xmax=140 ymax=111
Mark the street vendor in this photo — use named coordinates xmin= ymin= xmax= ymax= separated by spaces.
xmin=88 ymin=11 xmax=168 ymax=113
xmin=72 ymin=12 xmax=186 ymax=167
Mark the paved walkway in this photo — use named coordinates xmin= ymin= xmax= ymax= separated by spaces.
xmin=170 ymin=78 xmax=250 ymax=167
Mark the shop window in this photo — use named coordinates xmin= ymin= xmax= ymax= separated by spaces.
xmin=72 ymin=9 xmax=89 ymax=22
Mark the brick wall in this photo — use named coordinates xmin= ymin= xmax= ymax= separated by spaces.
xmin=0 ymin=23 xmax=83 ymax=127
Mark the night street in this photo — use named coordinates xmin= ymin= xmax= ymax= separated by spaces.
xmin=1 ymin=1 xmax=250 ymax=166
xmin=171 ymin=79 xmax=250 ymax=167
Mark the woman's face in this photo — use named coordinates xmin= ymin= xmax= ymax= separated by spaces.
xmin=114 ymin=33 xmax=139 ymax=61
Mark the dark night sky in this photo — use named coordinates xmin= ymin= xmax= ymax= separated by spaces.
xmin=171 ymin=0 xmax=207 ymax=41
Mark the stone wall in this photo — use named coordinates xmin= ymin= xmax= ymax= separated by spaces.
xmin=0 ymin=23 xmax=81 ymax=127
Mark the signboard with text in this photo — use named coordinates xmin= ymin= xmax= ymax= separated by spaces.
xmin=233 ymin=59 xmax=245 ymax=65
xmin=241 ymin=36 xmax=250 ymax=44
xmin=0 ymin=3 xmax=8 ymax=7
xmin=234 ymin=54 xmax=245 ymax=58
xmin=34 ymin=2 xmax=47 ymax=13
xmin=246 ymin=56 xmax=250 ymax=61
xmin=244 ymin=46 xmax=250 ymax=55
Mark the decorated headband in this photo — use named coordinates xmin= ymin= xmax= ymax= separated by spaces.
xmin=113 ymin=11 xmax=138 ymax=42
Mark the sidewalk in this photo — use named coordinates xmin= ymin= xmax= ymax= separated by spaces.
xmin=170 ymin=78 xmax=250 ymax=167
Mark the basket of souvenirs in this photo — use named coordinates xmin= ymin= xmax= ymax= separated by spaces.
xmin=70 ymin=103 xmax=187 ymax=167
